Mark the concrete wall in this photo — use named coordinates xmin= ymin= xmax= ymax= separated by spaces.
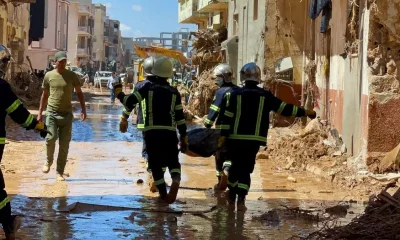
xmin=67 ymin=2 xmax=79 ymax=65
xmin=228 ymin=0 xmax=265 ymax=85
xmin=93 ymin=4 xmax=105 ymax=62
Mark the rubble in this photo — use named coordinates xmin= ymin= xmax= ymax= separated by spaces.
xmin=8 ymin=71 xmax=42 ymax=107
xmin=378 ymin=143 xmax=400 ymax=173
xmin=302 ymin=184 xmax=400 ymax=240
xmin=184 ymin=69 xmax=218 ymax=119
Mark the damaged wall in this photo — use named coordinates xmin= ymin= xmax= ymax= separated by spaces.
xmin=263 ymin=0 xmax=309 ymax=126
xmin=366 ymin=0 xmax=400 ymax=153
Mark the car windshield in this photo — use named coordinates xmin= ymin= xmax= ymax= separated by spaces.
xmin=99 ymin=73 xmax=111 ymax=77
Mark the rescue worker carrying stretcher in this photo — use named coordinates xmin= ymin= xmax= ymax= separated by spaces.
xmin=0 ymin=45 xmax=49 ymax=239
xmin=204 ymin=63 xmax=239 ymax=191
xmin=119 ymin=57 xmax=167 ymax=192
xmin=218 ymin=62 xmax=316 ymax=211
xmin=114 ymin=57 xmax=188 ymax=204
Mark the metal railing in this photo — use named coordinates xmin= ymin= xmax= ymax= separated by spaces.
xmin=79 ymin=5 xmax=91 ymax=13
xmin=77 ymin=48 xmax=88 ymax=54
xmin=78 ymin=26 xmax=89 ymax=32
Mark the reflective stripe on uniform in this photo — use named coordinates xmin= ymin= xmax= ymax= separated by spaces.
xmin=144 ymin=126 xmax=176 ymax=131
xmin=162 ymin=167 xmax=167 ymax=172
xmin=255 ymin=96 xmax=265 ymax=136
xmin=154 ymin=178 xmax=165 ymax=186
xmin=228 ymin=134 xmax=266 ymax=143
xmin=123 ymin=109 xmax=131 ymax=116
xmin=0 ymin=138 xmax=5 ymax=144
xmin=204 ymin=118 xmax=214 ymax=125
xmin=215 ymin=124 xmax=230 ymax=130
xmin=216 ymin=170 xmax=222 ymax=177
xmin=225 ymin=92 xmax=231 ymax=107
xmin=233 ymin=95 xmax=242 ymax=134
xmin=228 ymin=180 xmax=238 ymax=187
xmin=148 ymin=91 xmax=154 ymax=126
xmin=277 ymin=102 xmax=286 ymax=114
xmin=291 ymin=106 xmax=298 ymax=117
xmin=223 ymin=161 xmax=231 ymax=168
xmin=175 ymin=104 xmax=183 ymax=110
xmin=22 ymin=114 xmax=34 ymax=127
xmin=0 ymin=197 xmax=10 ymax=210
xmin=171 ymin=95 xmax=177 ymax=125
xmin=210 ymin=104 xmax=220 ymax=112
xmin=176 ymin=119 xmax=185 ymax=125
xmin=133 ymin=92 xmax=143 ymax=102
xmin=137 ymin=123 xmax=145 ymax=129
xmin=141 ymin=99 xmax=146 ymax=124
xmin=170 ymin=168 xmax=181 ymax=174
xmin=238 ymin=183 xmax=250 ymax=191
xmin=6 ymin=99 xmax=22 ymax=114
xmin=224 ymin=111 xmax=234 ymax=117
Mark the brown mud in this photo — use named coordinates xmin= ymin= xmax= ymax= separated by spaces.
xmin=1 ymin=90 xmax=367 ymax=239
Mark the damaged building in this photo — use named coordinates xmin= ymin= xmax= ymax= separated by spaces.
xmin=257 ymin=0 xmax=400 ymax=169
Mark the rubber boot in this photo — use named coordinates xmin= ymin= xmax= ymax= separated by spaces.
xmin=5 ymin=215 xmax=21 ymax=240
xmin=227 ymin=189 xmax=236 ymax=210
xmin=237 ymin=195 xmax=247 ymax=212
xmin=166 ymin=179 xmax=180 ymax=204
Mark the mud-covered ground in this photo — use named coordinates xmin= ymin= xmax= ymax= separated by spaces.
xmin=1 ymin=90 xmax=368 ymax=240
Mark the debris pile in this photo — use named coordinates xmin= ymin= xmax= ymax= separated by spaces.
xmin=8 ymin=70 xmax=42 ymax=107
xmin=304 ymin=183 xmax=400 ymax=240
xmin=184 ymin=69 xmax=218 ymax=119
xmin=190 ymin=28 xmax=227 ymax=71
xmin=258 ymin=119 xmax=347 ymax=171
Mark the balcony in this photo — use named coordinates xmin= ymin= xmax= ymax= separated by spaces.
xmin=198 ymin=0 xmax=229 ymax=12
xmin=179 ymin=0 xmax=208 ymax=24
xmin=78 ymin=26 xmax=90 ymax=36
xmin=77 ymin=48 xmax=89 ymax=56
xmin=79 ymin=5 xmax=91 ymax=15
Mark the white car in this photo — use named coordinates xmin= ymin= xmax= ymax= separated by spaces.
xmin=94 ymin=71 xmax=113 ymax=88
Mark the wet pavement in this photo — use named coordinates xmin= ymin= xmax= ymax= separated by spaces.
xmin=1 ymin=91 xmax=367 ymax=239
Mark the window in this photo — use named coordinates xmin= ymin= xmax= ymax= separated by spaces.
xmin=253 ymin=0 xmax=258 ymax=21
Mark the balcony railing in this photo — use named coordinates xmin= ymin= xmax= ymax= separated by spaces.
xmin=179 ymin=0 xmax=208 ymax=24
xmin=198 ymin=0 xmax=229 ymax=12
xmin=78 ymin=26 xmax=89 ymax=33
xmin=104 ymin=36 xmax=109 ymax=42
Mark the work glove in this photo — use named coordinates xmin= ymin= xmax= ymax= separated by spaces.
xmin=305 ymin=109 xmax=317 ymax=119
xmin=119 ymin=115 xmax=128 ymax=133
xmin=113 ymin=82 xmax=123 ymax=97
xmin=179 ymin=135 xmax=189 ymax=153
xmin=34 ymin=121 xmax=51 ymax=138
xmin=217 ymin=136 xmax=226 ymax=149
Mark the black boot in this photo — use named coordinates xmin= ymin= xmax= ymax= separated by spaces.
xmin=237 ymin=195 xmax=247 ymax=212
xmin=5 ymin=215 xmax=21 ymax=240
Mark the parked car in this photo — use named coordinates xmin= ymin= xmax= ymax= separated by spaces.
xmin=94 ymin=71 xmax=113 ymax=88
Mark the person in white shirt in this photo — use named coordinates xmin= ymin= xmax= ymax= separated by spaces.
xmin=107 ymin=72 xmax=118 ymax=103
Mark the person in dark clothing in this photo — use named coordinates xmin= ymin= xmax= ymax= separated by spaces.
xmin=114 ymin=57 xmax=187 ymax=204
xmin=0 ymin=45 xmax=49 ymax=240
xmin=204 ymin=63 xmax=239 ymax=191
xmin=218 ymin=62 xmax=316 ymax=211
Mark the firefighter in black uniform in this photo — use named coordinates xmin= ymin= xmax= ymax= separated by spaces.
xmin=219 ymin=62 xmax=316 ymax=211
xmin=0 ymin=45 xmax=48 ymax=239
xmin=204 ymin=63 xmax=239 ymax=191
xmin=114 ymin=57 xmax=187 ymax=204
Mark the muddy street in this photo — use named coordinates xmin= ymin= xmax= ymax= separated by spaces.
xmin=1 ymin=91 xmax=366 ymax=240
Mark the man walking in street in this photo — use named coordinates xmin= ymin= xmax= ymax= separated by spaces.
xmin=0 ymin=44 xmax=49 ymax=240
xmin=218 ymin=62 xmax=316 ymax=211
xmin=204 ymin=63 xmax=239 ymax=191
xmin=38 ymin=51 xmax=87 ymax=181
xmin=108 ymin=72 xmax=118 ymax=103
xmin=114 ymin=57 xmax=187 ymax=204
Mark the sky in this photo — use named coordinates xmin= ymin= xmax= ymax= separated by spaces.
xmin=92 ymin=0 xmax=198 ymax=39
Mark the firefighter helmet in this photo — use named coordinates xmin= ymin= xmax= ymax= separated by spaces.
xmin=143 ymin=56 xmax=156 ymax=76
xmin=213 ymin=63 xmax=233 ymax=86
xmin=0 ymin=45 xmax=11 ymax=78
xmin=151 ymin=57 xmax=173 ymax=78
xmin=240 ymin=62 xmax=261 ymax=83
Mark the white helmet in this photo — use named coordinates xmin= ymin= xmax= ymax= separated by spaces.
xmin=240 ymin=62 xmax=261 ymax=83
xmin=143 ymin=57 xmax=155 ymax=76
xmin=213 ymin=63 xmax=233 ymax=85
xmin=151 ymin=57 xmax=173 ymax=78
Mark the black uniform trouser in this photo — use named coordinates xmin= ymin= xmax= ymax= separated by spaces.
xmin=226 ymin=140 xmax=260 ymax=197
xmin=141 ymin=132 xmax=148 ymax=160
xmin=0 ymin=145 xmax=13 ymax=234
xmin=145 ymin=130 xmax=181 ymax=196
